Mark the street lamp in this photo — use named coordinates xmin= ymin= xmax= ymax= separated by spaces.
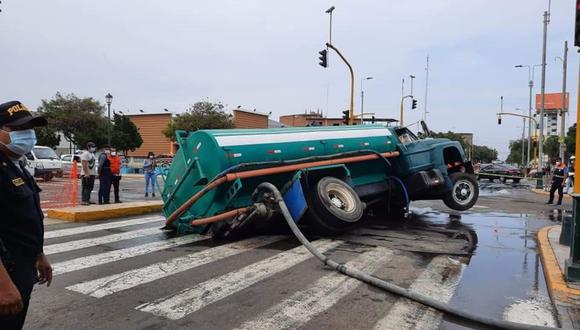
xmin=515 ymin=64 xmax=542 ymax=166
xmin=360 ymin=76 xmax=373 ymax=124
xmin=515 ymin=108 xmax=526 ymax=166
xmin=105 ymin=93 xmax=113 ymax=147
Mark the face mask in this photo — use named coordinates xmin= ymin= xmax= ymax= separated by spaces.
xmin=89 ymin=147 xmax=96 ymax=153
xmin=105 ymin=149 xmax=111 ymax=154
xmin=149 ymin=155 xmax=154 ymax=159
xmin=1 ymin=129 xmax=37 ymax=156
xmin=556 ymin=162 xmax=561 ymax=166
xmin=111 ymin=151 xmax=117 ymax=156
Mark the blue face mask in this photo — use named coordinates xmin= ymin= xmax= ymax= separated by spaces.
xmin=2 ymin=129 xmax=37 ymax=156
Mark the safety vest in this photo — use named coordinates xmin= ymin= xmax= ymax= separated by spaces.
xmin=108 ymin=155 xmax=122 ymax=175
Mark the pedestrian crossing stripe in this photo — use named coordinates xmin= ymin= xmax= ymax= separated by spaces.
xmin=234 ymin=247 xmax=394 ymax=330
xmin=45 ymin=216 xmax=163 ymax=239
xmin=65 ymin=235 xmax=287 ymax=298
xmin=135 ymin=239 xmax=342 ymax=320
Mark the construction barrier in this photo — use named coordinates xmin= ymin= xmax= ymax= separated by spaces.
xmin=39 ymin=160 xmax=79 ymax=210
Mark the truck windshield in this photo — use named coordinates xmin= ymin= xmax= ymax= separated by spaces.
xmin=395 ymin=128 xmax=419 ymax=144
xmin=33 ymin=147 xmax=59 ymax=160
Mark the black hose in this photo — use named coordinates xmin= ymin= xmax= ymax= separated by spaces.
xmin=255 ymin=182 xmax=555 ymax=330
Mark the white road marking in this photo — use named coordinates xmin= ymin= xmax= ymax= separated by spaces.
xmin=373 ymin=256 xmax=465 ymax=330
xmin=503 ymin=295 xmax=557 ymax=327
xmin=45 ymin=216 xmax=163 ymax=239
xmin=66 ymin=236 xmax=287 ymax=298
xmin=135 ymin=239 xmax=342 ymax=320
xmin=53 ymin=234 xmax=208 ymax=275
xmin=44 ymin=227 xmax=161 ymax=255
xmin=235 ymin=247 xmax=394 ymax=330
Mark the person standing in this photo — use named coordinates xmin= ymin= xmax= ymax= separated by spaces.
xmin=80 ymin=142 xmax=97 ymax=206
xmin=108 ymin=147 xmax=122 ymax=203
xmin=0 ymin=101 xmax=52 ymax=329
xmin=97 ymin=147 xmax=112 ymax=204
xmin=547 ymin=159 xmax=567 ymax=205
xmin=566 ymin=156 xmax=575 ymax=194
xmin=144 ymin=151 xmax=157 ymax=197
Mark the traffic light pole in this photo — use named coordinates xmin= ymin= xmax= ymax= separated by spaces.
xmin=326 ymin=43 xmax=355 ymax=125
xmin=399 ymin=95 xmax=412 ymax=126
xmin=497 ymin=112 xmax=539 ymax=164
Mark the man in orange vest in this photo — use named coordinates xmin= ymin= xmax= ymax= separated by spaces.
xmin=108 ymin=147 xmax=122 ymax=203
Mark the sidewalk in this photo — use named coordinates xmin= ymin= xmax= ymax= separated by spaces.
xmin=47 ymin=200 xmax=163 ymax=222
xmin=538 ymin=226 xmax=580 ymax=329
xmin=531 ymin=188 xmax=573 ymax=201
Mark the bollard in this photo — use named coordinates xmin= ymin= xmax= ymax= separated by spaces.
xmin=560 ymin=210 xmax=573 ymax=246
xmin=565 ymin=195 xmax=580 ymax=282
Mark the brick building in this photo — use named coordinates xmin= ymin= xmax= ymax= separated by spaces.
xmin=232 ymin=109 xmax=269 ymax=128
xmin=127 ymin=113 xmax=175 ymax=157
xmin=279 ymin=112 xmax=343 ymax=127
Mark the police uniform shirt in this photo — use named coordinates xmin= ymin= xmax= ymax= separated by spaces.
xmin=0 ymin=153 xmax=44 ymax=259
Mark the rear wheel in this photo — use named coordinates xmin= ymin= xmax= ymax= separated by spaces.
xmin=443 ymin=172 xmax=479 ymax=211
xmin=306 ymin=177 xmax=364 ymax=235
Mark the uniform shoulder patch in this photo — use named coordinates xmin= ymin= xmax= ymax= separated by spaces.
xmin=12 ymin=177 xmax=25 ymax=187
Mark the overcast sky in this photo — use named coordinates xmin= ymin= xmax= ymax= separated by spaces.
xmin=1 ymin=1 xmax=577 ymax=159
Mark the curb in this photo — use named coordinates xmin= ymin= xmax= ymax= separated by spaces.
xmin=537 ymin=226 xmax=580 ymax=303
xmin=531 ymin=188 xmax=572 ymax=200
xmin=47 ymin=201 xmax=164 ymax=222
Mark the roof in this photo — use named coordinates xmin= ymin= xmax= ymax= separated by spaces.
xmin=233 ymin=108 xmax=269 ymax=117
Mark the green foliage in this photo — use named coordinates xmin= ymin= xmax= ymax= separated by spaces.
xmin=111 ymin=113 xmax=143 ymax=154
xmin=543 ymin=136 xmax=560 ymax=160
xmin=505 ymin=140 xmax=526 ymax=166
xmin=35 ymin=126 xmax=61 ymax=149
xmin=37 ymin=92 xmax=108 ymax=148
xmin=163 ymin=101 xmax=234 ymax=141
xmin=566 ymin=123 xmax=576 ymax=157
xmin=472 ymin=145 xmax=498 ymax=163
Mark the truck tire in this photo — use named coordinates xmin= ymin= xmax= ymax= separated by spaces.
xmin=443 ymin=172 xmax=478 ymax=211
xmin=306 ymin=177 xmax=364 ymax=235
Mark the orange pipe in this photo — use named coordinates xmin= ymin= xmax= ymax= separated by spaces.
xmin=165 ymin=151 xmax=399 ymax=227
xmin=164 ymin=176 xmax=227 ymax=226
xmin=225 ymin=151 xmax=399 ymax=181
xmin=190 ymin=207 xmax=252 ymax=227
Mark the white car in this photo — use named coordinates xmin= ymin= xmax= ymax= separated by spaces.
xmin=25 ymin=146 xmax=63 ymax=181
xmin=60 ymin=153 xmax=83 ymax=177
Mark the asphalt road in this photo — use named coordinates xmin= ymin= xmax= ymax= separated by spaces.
xmin=27 ymin=179 xmax=562 ymax=329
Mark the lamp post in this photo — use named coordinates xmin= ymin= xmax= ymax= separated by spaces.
xmin=555 ymin=40 xmax=568 ymax=161
xmin=515 ymin=108 xmax=526 ymax=166
xmin=360 ymin=76 xmax=373 ymax=124
xmin=515 ymin=64 xmax=542 ymax=166
xmin=105 ymin=93 xmax=113 ymax=147
xmin=538 ymin=8 xmax=550 ymax=169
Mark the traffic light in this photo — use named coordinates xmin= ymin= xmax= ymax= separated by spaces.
xmin=411 ymin=99 xmax=418 ymax=109
xmin=371 ymin=116 xmax=376 ymax=124
xmin=497 ymin=116 xmax=502 ymax=125
xmin=342 ymin=110 xmax=350 ymax=125
xmin=575 ymin=0 xmax=580 ymax=47
xmin=318 ymin=49 xmax=328 ymax=68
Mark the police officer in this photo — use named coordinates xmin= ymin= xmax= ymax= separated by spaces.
xmin=547 ymin=158 xmax=567 ymax=205
xmin=0 ymin=101 xmax=52 ymax=329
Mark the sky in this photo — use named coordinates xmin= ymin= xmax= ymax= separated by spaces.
xmin=0 ymin=1 xmax=578 ymax=160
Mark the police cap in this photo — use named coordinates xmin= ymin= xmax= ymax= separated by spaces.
xmin=0 ymin=101 xmax=47 ymax=128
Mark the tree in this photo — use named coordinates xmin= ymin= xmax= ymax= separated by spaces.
xmin=111 ymin=113 xmax=143 ymax=154
xmin=566 ymin=123 xmax=576 ymax=158
xmin=505 ymin=140 xmax=525 ymax=165
xmin=472 ymin=145 xmax=498 ymax=163
xmin=543 ymin=136 xmax=560 ymax=160
xmin=163 ymin=101 xmax=234 ymax=141
xmin=35 ymin=126 xmax=61 ymax=149
xmin=37 ymin=92 xmax=108 ymax=148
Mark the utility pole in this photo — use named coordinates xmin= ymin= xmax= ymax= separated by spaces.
xmin=326 ymin=43 xmax=355 ymax=125
xmin=539 ymin=9 xmax=550 ymax=169
xmin=558 ymin=41 xmax=568 ymax=161
xmin=424 ymin=55 xmax=430 ymax=121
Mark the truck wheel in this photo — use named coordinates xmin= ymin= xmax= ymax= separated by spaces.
xmin=306 ymin=177 xmax=364 ymax=235
xmin=443 ymin=172 xmax=479 ymax=211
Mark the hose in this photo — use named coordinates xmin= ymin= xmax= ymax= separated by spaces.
xmin=255 ymin=182 xmax=554 ymax=330
xmin=389 ymin=175 xmax=410 ymax=209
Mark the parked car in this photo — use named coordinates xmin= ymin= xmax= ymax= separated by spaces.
xmin=476 ymin=163 xmax=523 ymax=183
xmin=25 ymin=146 xmax=63 ymax=181
xmin=60 ymin=153 xmax=83 ymax=177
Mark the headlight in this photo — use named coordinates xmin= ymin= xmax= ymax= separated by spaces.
xmin=36 ymin=163 xmax=44 ymax=169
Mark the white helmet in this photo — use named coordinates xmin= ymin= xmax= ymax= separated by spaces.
xmin=571 ymin=156 xmax=576 ymax=160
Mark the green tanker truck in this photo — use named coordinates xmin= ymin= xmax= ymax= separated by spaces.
xmin=161 ymin=122 xmax=478 ymax=237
